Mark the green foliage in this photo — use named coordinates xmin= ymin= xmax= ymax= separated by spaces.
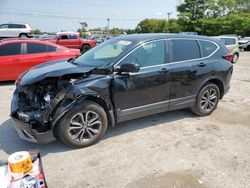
xmin=135 ymin=19 xmax=168 ymax=33
xmin=32 ymin=29 xmax=42 ymax=34
xmin=133 ymin=0 xmax=250 ymax=36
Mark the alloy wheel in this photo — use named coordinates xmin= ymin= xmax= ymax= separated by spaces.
xmin=200 ymin=88 xmax=218 ymax=112
xmin=68 ymin=111 xmax=102 ymax=143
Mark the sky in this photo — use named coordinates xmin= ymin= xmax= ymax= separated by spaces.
xmin=0 ymin=0 xmax=181 ymax=32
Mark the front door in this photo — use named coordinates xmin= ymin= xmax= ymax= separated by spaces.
xmin=112 ymin=40 xmax=172 ymax=122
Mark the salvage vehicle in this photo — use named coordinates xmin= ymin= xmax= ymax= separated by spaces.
xmin=239 ymin=37 xmax=250 ymax=51
xmin=216 ymin=36 xmax=240 ymax=63
xmin=11 ymin=34 xmax=233 ymax=147
xmin=47 ymin=32 xmax=96 ymax=53
xmin=0 ymin=38 xmax=80 ymax=81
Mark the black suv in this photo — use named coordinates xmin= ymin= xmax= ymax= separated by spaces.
xmin=11 ymin=34 xmax=233 ymax=147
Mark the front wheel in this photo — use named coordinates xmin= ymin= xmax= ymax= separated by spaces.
xmin=191 ymin=83 xmax=220 ymax=116
xmin=57 ymin=101 xmax=108 ymax=148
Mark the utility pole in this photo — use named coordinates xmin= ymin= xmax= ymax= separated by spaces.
xmin=167 ymin=12 xmax=172 ymax=33
xmin=107 ymin=18 xmax=110 ymax=33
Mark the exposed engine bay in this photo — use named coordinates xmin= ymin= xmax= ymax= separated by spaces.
xmin=13 ymin=76 xmax=81 ymax=132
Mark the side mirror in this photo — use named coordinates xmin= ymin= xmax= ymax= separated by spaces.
xmin=115 ymin=63 xmax=140 ymax=73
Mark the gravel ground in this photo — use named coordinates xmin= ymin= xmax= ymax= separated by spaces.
xmin=0 ymin=52 xmax=250 ymax=188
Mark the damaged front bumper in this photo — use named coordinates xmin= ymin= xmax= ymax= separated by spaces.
xmin=11 ymin=90 xmax=56 ymax=144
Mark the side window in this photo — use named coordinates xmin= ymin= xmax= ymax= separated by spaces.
xmin=61 ymin=35 xmax=68 ymax=40
xmin=170 ymin=39 xmax=200 ymax=62
xmin=120 ymin=40 xmax=165 ymax=68
xmin=68 ymin=35 xmax=77 ymax=39
xmin=47 ymin=45 xmax=57 ymax=52
xmin=26 ymin=43 xmax=47 ymax=54
xmin=0 ymin=43 xmax=21 ymax=56
xmin=200 ymin=40 xmax=218 ymax=57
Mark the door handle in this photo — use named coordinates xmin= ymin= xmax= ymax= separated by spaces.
xmin=198 ymin=62 xmax=206 ymax=67
xmin=12 ymin=59 xmax=20 ymax=62
xmin=159 ymin=68 xmax=169 ymax=73
xmin=45 ymin=55 xmax=51 ymax=58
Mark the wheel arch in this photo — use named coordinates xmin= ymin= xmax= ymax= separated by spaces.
xmin=198 ymin=78 xmax=224 ymax=99
xmin=51 ymin=94 xmax=115 ymax=137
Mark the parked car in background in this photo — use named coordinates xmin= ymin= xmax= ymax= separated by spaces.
xmin=47 ymin=32 xmax=96 ymax=53
xmin=0 ymin=38 xmax=80 ymax=81
xmin=239 ymin=37 xmax=250 ymax=51
xmin=180 ymin=32 xmax=198 ymax=35
xmin=11 ymin=34 xmax=233 ymax=147
xmin=0 ymin=23 xmax=32 ymax=38
xmin=216 ymin=36 xmax=239 ymax=63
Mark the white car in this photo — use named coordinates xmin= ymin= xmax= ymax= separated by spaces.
xmin=0 ymin=23 xmax=32 ymax=38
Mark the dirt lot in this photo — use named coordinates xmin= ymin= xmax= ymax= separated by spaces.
xmin=0 ymin=52 xmax=250 ymax=188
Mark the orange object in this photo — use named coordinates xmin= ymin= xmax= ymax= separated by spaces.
xmin=8 ymin=151 xmax=33 ymax=175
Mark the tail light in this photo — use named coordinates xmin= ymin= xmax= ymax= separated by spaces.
xmin=223 ymin=53 xmax=234 ymax=62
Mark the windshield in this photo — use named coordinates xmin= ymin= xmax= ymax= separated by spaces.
xmin=74 ymin=38 xmax=134 ymax=67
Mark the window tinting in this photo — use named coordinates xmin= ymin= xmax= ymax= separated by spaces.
xmin=170 ymin=39 xmax=200 ymax=62
xmin=219 ymin=38 xmax=236 ymax=45
xmin=61 ymin=35 xmax=68 ymax=39
xmin=200 ymin=41 xmax=217 ymax=57
xmin=120 ymin=40 xmax=165 ymax=68
xmin=0 ymin=43 xmax=21 ymax=56
xmin=26 ymin=43 xmax=57 ymax=54
xmin=68 ymin=35 xmax=77 ymax=39
xmin=9 ymin=24 xmax=26 ymax=28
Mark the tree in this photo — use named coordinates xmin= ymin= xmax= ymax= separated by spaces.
xmin=32 ymin=29 xmax=42 ymax=34
xmin=135 ymin=19 xmax=168 ymax=33
xmin=78 ymin=21 xmax=88 ymax=38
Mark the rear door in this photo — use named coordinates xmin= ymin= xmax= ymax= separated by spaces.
xmin=21 ymin=42 xmax=61 ymax=69
xmin=168 ymin=38 xmax=215 ymax=110
xmin=113 ymin=40 xmax=172 ymax=122
xmin=0 ymin=42 xmax=23 ymax=80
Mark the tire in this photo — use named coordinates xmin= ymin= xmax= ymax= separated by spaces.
xmin=191 ymin=83 xmax=220 ymax=116
xmin=57 ymin=101 xmax=108 ymax=148
xmin=81 ymin=44 xmax=91 ymax=53
xmin=19 ymin=34 xmax=28 ymax=38
xmin=232 ymin=53 xmax=239 ymax=63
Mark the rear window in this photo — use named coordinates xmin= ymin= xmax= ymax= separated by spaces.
xmin=0 ymin=43 xmax=21 ymax=56
xmin=200 ymin=40 xmax=218 ymax=57
xmin=219 ymin=38 xmax=236 ymax=45
xmin=26 ymin=43 xmax=57 ymax=54
xmin=170 ymin=39 xmax=200 ymax=62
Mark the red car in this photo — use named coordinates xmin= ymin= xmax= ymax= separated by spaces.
xmin=0 ymin=39 xmax=80 ymax=81
xmin=46 ymin=32 xmax=96 ymax=53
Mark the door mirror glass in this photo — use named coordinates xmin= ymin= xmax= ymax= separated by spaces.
xmin=115 ymin=63 xmax=140 ymax=73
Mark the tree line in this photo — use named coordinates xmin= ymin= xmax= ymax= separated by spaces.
xmin=135 ymin=0 xmax=250 ymax=36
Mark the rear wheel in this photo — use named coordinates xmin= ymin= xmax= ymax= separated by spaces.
xmin=19 ymin=34 xmax=28 ymax=38
xmin=57 ymin=101 xmax=108 ymax=148
xmin=191 ymin=83 xmax=220 ymax=116
xmin=232 ymin=53 xmax=239 ymax=63
xmin=81 ymin=44 xmax=91 ymax=53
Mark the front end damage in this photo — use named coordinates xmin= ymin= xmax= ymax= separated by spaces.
xmin=11 ymin=77 xmax=76 ymax=143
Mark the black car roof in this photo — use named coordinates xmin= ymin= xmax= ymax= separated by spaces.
xmin=115 ymin=33 xmax=220 ymax=44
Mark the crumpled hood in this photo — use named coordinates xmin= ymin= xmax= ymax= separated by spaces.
xmin=18 ymin=59 xmax=94 ymax=86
